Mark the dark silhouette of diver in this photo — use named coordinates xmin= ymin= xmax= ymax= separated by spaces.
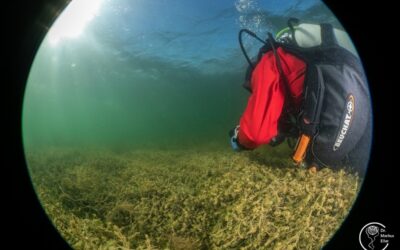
xmin=230 ymin=19 xmax=372 ymax=175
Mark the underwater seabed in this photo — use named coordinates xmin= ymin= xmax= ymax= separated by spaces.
xmin=26 ymin=144 xmax=361 ymax=249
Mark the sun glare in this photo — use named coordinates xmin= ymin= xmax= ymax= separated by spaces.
xmin=47 ymin=0 xmax=103 ymax=46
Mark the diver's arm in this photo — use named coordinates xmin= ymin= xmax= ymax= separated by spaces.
xmin=237 ymin=50 xmax=285 ymax=149
xmin=231 ymin=48 xmax=306 ymax=151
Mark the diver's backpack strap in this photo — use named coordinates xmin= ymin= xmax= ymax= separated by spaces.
xmin=299 ymin=63 xmax=326 ymax=136
xmin=320 ymin=23 xmax=338 ymax=47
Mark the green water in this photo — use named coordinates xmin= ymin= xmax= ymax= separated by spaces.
xmin=22 ymin=42 xmax=247 ymax=151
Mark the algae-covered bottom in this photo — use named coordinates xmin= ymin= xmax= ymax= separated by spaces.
xmin=27 ymin=146 xmax=360 ymax=249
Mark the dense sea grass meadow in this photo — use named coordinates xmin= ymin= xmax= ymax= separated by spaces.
xmin=27 ymin=145 xmax=360 ymax=249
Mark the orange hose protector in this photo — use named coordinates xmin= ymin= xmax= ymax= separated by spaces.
xmin=292 ymin=134 xmax=311 ymax=164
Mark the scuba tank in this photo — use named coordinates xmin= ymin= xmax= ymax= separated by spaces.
xmin=276 ymin=22 xmax=358 ymax=56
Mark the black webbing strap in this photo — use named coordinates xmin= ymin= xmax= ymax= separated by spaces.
xmin=320 ymin=23 xmax=338 ymax=47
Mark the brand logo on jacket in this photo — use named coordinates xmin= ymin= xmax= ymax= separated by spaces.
xmin=333 ymin=94 xmax=354 ymax=151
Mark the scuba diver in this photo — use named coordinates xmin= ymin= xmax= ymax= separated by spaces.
xmin=229 ymin=19 xmax=372 ymax=174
